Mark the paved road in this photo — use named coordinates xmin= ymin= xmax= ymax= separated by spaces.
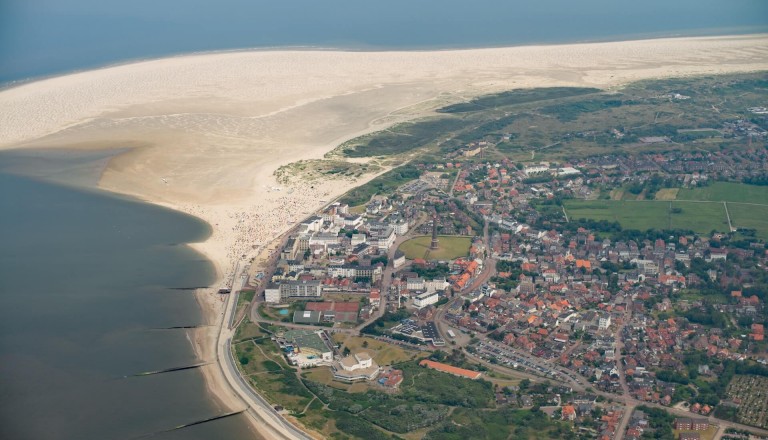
xmin=613 ymin=300 xmax=634 ymax=440
xmin=216 ymin=262 xmax=313 ymax=440
xmin=353 ymin=212 xmax=429 ymax=331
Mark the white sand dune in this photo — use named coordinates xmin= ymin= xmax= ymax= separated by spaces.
xmin=2 ymin=34 xmax=767 ymax=438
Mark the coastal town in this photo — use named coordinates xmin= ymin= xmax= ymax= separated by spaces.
xmin=3 ymin=1 xmax=768 ymax=437
xmin=228 ymin=123 xmax=768 ymax=440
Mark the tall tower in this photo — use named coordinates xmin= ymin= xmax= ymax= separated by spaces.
xmin=430 ymin=213 xmax=440 ymax=250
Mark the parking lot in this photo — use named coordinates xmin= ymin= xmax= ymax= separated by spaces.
xmin=473 ymin=341 xmax=583 ymax=386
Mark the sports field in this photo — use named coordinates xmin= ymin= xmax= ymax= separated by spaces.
xmin=398 ymin=235 xmax=472 ymax=260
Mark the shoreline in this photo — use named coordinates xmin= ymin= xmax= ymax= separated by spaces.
xmin=2 ymin=33 xmax=768 ymax=439
xmin=2 ymin=25 xmax=765 ymax=91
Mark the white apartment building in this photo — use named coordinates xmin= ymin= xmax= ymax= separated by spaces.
xmin=414 ymin=291 xmax=439 ymax=309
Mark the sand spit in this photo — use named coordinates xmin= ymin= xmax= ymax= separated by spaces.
xmin=2 ymin=34 xmax=767 ymax=438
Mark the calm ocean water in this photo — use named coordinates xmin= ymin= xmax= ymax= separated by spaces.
xmin=1 ymin=0 xmax=767 ymax=84
xmin=0 ymin=163 xmax=255 ymax=439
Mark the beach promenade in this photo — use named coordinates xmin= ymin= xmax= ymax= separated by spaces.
xmin=214 ymin=260 xmax=313 ymax=440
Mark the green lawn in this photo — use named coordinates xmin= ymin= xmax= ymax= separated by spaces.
xmin=726 ymin=203 xmax=768 ymax=239
xmin=564 ymin=200 xmax=670 ymax=230
xmin=677 ymin=182 xmax=768 ymax=204
xmin=398 ymin=235 xmax=472 ymax=260
xmin=670 ymin=201 xmax=729 ymax=233
xmin=564 ymin=200 xmax=730 ymax=235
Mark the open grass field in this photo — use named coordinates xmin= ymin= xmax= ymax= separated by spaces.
xmin=677 ymin=182 xmax=768 ymax=204
xmin=670 ymin=202 xmax=729 ymax=232
xmin=655 ymin=188 xmax=679 ymax=200
xmin=563 ymin=200 xmax=730 ymax=235
xmin=621 ymin=190 xmax=640 ymax=200
xmin=669 ymin=182 xmax=768 ymax=238
xmin=726 ymin=203 xmax=768 ymax=239
xmin=332 ymin=334 xmax=418 ymax=366
xmin=564 ymin=200 xmax=670 ymax=230
xmin=399 ymin=235 xmax=472 ymax=260
xmin=302 ymin=368 xmax=374 ymax=393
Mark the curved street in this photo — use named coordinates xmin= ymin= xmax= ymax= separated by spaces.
xmin=216 ymin=261 xmax=313 ymax=440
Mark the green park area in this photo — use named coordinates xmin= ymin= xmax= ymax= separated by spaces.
xmin=398 ymin=235 xmax=472 ymax=260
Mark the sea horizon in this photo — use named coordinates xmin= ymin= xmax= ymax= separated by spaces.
xmin=2 ymin=0 xmax=766 ymax=85
xmin=3 ymin=25 xmax=766 ymax=90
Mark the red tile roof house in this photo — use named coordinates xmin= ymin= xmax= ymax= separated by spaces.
xmin=562 ymin=405 xmax=576 ymax=421
xmin=419 ymin=359 xmax=482 ymax=380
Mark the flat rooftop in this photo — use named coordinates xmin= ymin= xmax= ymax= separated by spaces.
xmin=283 ymin=329 xmax=330 ymax=354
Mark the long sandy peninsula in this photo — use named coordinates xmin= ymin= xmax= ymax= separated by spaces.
xmin=1 ymin=34 xmax=767 ymax=438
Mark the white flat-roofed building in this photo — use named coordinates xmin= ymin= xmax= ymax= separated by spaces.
xmin=283 ymin=329 xmax=333 ymax=367
xmin=598 ymin=313 xmax=612 ymax=330
xmin=414 ymin=291 xmax=439 ymax=309
xmin=524 ymin=164 xmax=550 ymax=175
xmin=425 ymin=278 xmax=449 ymax=293
xmin=557 ymin=167 xmax=580 ymax=176
xmin=351 ymin=234 xmax=367 ymax=246
xmin=332 ymin=352 xmax=380 ymax=382
xmin=393 ymin=250 xmax=407 ymax=269
xmin=343 ymin=215 xmax=364 ymax=229
xmin=392 ymin=218 xmax=409 ymax=236
xmin=406 ymin=277 xmax=425 ymax=291
xmin=371 ymin=226 xmax=396 ymax=251
xmin=301 ymin=216 xmax=323 ymax=232
xmin=281 ymin=279 xmax=322 ymax=297
xmin=265 ymin=285 xmax=281 ymax=303
xmin=309 ymin=233 xmax=340 ymax=248
xmin=328 ymin=265 xmax=357 ymax=278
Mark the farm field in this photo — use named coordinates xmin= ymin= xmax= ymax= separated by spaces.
xmin=677 ymin=182 xmax=768 ymax=205
xmin=399 ymin=235 xmax=472 ymax=260
xmin=654 ymin=188 xmax=679 ymax=200
xmin=563 ymin=200 xmax=729 ymax=235
xmin=669 ymin=202 xmax=729 ymax=232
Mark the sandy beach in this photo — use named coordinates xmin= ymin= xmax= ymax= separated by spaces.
xmin=2 ymin=34 xmax=767 ymax=437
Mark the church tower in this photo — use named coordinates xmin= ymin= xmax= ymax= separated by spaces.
xmin=430 ymin=213 xmax=439 ymax=250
